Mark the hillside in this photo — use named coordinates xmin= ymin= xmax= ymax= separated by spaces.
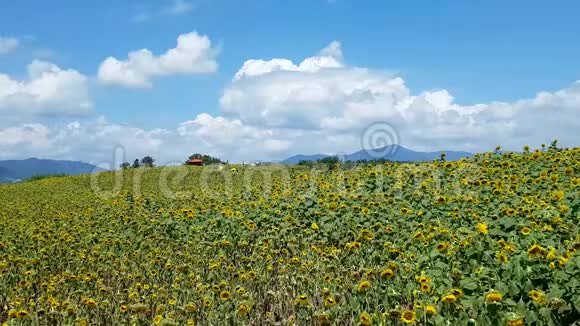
xmin=0 ymin=148 xmax=579 ymax=325
xmin=0 ymin=158 xmax=103 ymax=183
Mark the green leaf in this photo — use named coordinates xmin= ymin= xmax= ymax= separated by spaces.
xmin=525 ymin=310 xmax=538 ymax=323
xmin=539 ymin=307 xmax=551 ymax=319
xmin=555 ymin=270 xmax=570 ymax=281
xmin=574 ymin=295 xmax=580 ymax=314
xmin=460 ymin=279 xmax=478 ymax=290
xmin=433 ymin=315 xmax=446 ymax=326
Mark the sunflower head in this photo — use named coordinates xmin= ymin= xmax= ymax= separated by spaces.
xmin=357 ymin=280 xmax=371 ymax=291
xmin=400 ymin=310 xmax=416 ymax=324
xmin=441 ymin=294 xmax=457 ymax=304
xmin=359 ymin=312 xmax=372 ymax=325
xmin=425 ymin=305 xmax=437 ymax=316
xmin=485 ymin=291 xmax=503 ymax=303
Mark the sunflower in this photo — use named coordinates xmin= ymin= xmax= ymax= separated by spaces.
xmin=360 ymin=229 xmax=374 ymax=241
xmin=496 ymin=251 xmax=508 ymax=263
xmin=237 ymin=303 xmax=250 ymax=316
xmin=506 ymin=313 xmax=525 ymax=326
xmin=296 ymin=294 xmax=309 ymax=306
xmin=441 ymin=294 xmax=457 ymax=304
xmin=548 ymin=298 xmax=565 ymax=309
xmin=16 ymin=310 xmax=29 ymax=319
xmin=425 ymin=305 xmax=437 ymax=316
xmin=436 ymin=242 xmax=449 ymax=252
xmin=528 ymin=289 xmax=546 ymax=305
xmin=416 ymin=275 xmax=432 ymax=284
xmin=450 ymin=288 xmax=464 ymax=298
xmin=185 ymin=303 xmax=197 ymax=312
xmin=324 ymin=297 xmax=337 ymax=307
xmin=318 ymin=313 xmax=331 ymax=325
xmin=400 ymin=310 xmax=416 ymax=324
xmin=400 ymin=207 xmax=412 ymax=215
xmin=476 ymin=223 xmax=488 ymax=235
xmin=503 ymin=243 xmax=516 ymax=253
xmin=357 ymin=280 xmax=371 ymax=291
xmin=236 ymin=286 xmax=247 ymax=295
xmin=485 ymin=291 xmax=503 ymax=303
xmin=359 ymin=312 xmax=372 ymax=325
xmin=527 ymin=244 xmax=546 ymax=257
xmin=380 ymin=268 xmax=395 ymax=279
xmin=546 ymin=247 xmax=558 ymax=260
xmin=153 ymin=315 xmax=163 ymax=325
xmin=119 ymin=304 xmax=128 ymax=313
xmin=219 ymin=290 xmax=231 ymax=301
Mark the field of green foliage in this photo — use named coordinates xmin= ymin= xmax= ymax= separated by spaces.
xmin=0 ymin=146 xmax=579 ymax=325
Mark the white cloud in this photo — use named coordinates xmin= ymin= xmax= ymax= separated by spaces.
xmin=0 ymin=37 xmax=19 ymax=54
xmin=98 ymin=32 xmax=218 ymax=88
xmin=0 ymin=114 xmax=295 ymax=164
xmin=220 ymin=41 xmax=580 ymax=153
xmin=233 ymin=43 xmax=342 ymax=81
xmin=1 ymin=41 xmax=578 ymax=164
xmin=0 ymin=60 xmax=92 ymax=115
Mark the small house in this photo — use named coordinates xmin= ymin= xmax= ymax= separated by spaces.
xmin=186 ymin=159 xmax=204 ymax=166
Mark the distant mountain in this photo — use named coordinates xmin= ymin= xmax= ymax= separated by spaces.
xmin=0 ymin=158 xmax=104 ymax=183
xmin=281 ymin=145 xmax=473 ymax=164
xmin=282 ymin=154 xmax=332 ymax=165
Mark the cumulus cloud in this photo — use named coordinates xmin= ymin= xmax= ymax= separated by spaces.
xmin=98 ymin=32 xmax=218 ymax=88
xmin=233 ymin=42 xmax=342 ymax=81
xmin=0 ymin=114 xmax=295 ymax=164
xmin=1 ymin=41 xmax=578 ymax=164
xmin=0 ymin=60 xmax=92 ymax=115
xmin=220 ymin=41 xmax=580 ymax=153
xmin=0 ymin=37 xmax=19 ymax=54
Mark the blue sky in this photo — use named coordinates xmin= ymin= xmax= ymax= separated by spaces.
xmin=1 ymin=0 xmax=579 ymax=164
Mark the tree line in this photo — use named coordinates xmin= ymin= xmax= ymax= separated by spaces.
xmin=119 ymin=154 xmax=225 ymax=169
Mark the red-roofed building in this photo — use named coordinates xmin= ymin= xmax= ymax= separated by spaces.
xmin=186 ymin=159 xmax=203 ymax=166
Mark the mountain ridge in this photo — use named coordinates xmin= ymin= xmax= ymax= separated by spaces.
xmin=0 ymin=158 xmax=104 ymax=183
xmin=282 ymin=145 xmax=473 ymax=164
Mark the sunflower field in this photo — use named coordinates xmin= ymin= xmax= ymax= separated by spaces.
xmin=0 ymin=146 xmax=579 ymax=325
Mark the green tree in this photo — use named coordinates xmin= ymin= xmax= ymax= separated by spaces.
xmin=120 ymin=162 xmax=131 ymax=169
xmin=141 ymin=156 xmax=155 ymax=167
xmin=187 ymin=154 xmax=223 ymax=165
xmin=132 ymin=159 xmax=141 ymax=168
xmin=318 ymin=156 xmax=340 ymax=164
